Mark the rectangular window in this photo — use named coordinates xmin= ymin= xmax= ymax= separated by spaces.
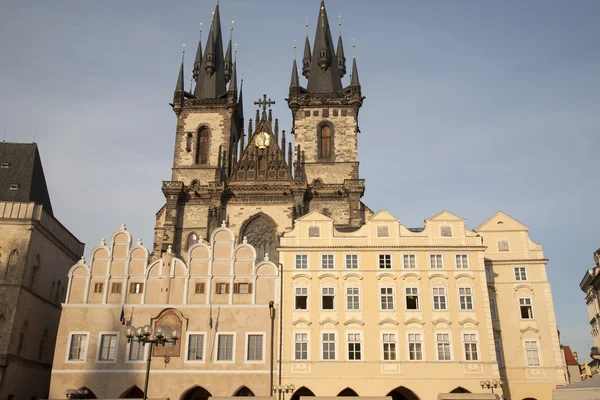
xmin=187 ymin=334 xmax=204 ymax=361
xmin=0 ymin=162 xmax=10 ymax=168
xmin=217 ymin=334 xmax=234 ymax=361
xmin=294 ymin=333 xmax=308 ymax=360
xmin=514 ymin=267 xmax=528 ymax=281
xmin=382 ymin=333 xmax=396 ymax=361
xmin=378 ymin=254 xmax=392 ymax=269
xmin=348 ymin=333 xmax=362 ymax=360
xmin=519 ymin=298 xmax=534 ymax=319
xmin=490 ymin=296 xmax=498 ymax=320
xmin=93 ymin=283 xmax=104 ymax=293
xmin=321 ymin=287 xmax=335 ymax=310
xmin=432 ymin=287 xmax=447 ymax=310
xmin=247 ymin=334 xmax=263 ymax=361
xmin=98 ymin=334 xmax=118 ymax=361
xmin=495 ymin=339 xmax=504 ymax=366
xmin=322 ymin=333 xmax=336 ymax=360
xmin=295 ymin=287 xmax=308 ymax=310
xmin=459 ymin=287 xmax=474 ymax=310
xmin=498 ymin=240 xmax=510 ymax=252
xmin=195 ymin=283 xmax=205 ymax=294
xmin=408 ymin=333 xmax=423 ymax=361
xmin=406 ymin=287 xmax=420 ymax=310
xmin=129 ymin=282 xmax=143 ymax=294
xmin=436 ymin=333 xmax=452 ymax=361
xmin=9 ymin=184 xmax=19 ymax=190
xmin=345 ymin=254 xmax=359 ymax=269
xmin=321 ymin=254 xmax=334 ymax=269
xmin=295 ymin=254 xmax=308 ymax=269
xmin=346 ymin=287 xmax=360 ymax=310
xmin=380 ymin=287 xmax=394 ymax=310
xmin=68 ymin=334 xmax=87 ymax=361
xmin=463 ymin=334 xmax=478 ymax=361
xmin=128 ymin=339 xmax=145 ymax=361
xmin=111 ymin=283 xmax=122 ymax=294
xmin=235 ymin=283 xmax=251 ymax=294
xmin=429 ymin=254 xmax=443 ymax=269
xmin=485 ymin=266 xmax=493 ymax=283
xmin=403 ymin=254 xmax=417 ymax=269
xmin=455 ymin=254 xmax=469 ymax=269
xmin=215 ymin=283 xmax=229 ymax=294
xmin=525 ymin=340 xmax=540 ymax=366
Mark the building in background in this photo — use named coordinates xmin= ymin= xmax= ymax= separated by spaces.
xmin=0 ymin=143 xmax=84 ymax=400
xmin=579 ymin=248 xmax=600 ymax=376
xmin=560 ymin=345 xmax=581 ymax=384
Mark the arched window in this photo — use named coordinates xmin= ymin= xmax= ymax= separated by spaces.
xmin=30 ymin=255 xmax=40 ymax=289
xmin=187 ymin=233 xmax=198 ymax=250
xmin=196 ymin=127 xmax=209 ymax=164
xmin=319 ymin=125 xmax=332 ymax=159
xmin=38 ymin=328 xmax=48 ymax=361
xmin=240 ymin=214 xmax=278 ymax=264
xmin=5 ymin=249 xmax=18 ymax=282
xmin=18 ymin=321 xmax=28 ymax=355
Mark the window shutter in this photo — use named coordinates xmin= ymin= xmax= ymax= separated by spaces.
xmin=225 ymin=283 xmax=230 ymax=294
xmin=215 ymin=283 xmax=221 ymax=294
xmin=233 ymin=283 xmax=239 ymax=294
xmin=248 ymin=283 xmax=253 ymax=294
xmin=200 ymin=283 xmax=205 ymax=294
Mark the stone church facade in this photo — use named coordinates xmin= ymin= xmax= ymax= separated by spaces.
xmin=49 ymin=2 xmax=565 ymax=400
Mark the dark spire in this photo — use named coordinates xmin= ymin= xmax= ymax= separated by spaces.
xmin=302 ymin=35 xmax=312 ymax=79
xmin=204 ymin=29 xmax=215 ymax=75
xmin=237 ymin=76 xmax=244 ymax=119
xmin=307 ymin=0 xmax=342 ymax=93
xmin=175 ymin=51 xmax=185 ymax=92
xmin=229 ymin=61 xmax=237 ymax=92
xmin=224 ymin=24 xmax=233 ymax=82
xmin=172 ymin=47 xmax=185 ymax=116
xmin=194 ymin=2 xmax=227 ymax=99
xmin=351 ymin=56 xmax=360 ymax=86
xmin=192 ymin=24 xmax=203 ymax=81
xmin=290 ymin=58 xmax=300 ymax=87
xmin=336 ymin=35 xmax=346 ymax=78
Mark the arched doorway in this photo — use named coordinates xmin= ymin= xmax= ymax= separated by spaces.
xmin=181 ymin=386 xmax=212 ymax=400
xmin=290 ymin=386 xmax=315 ymax=400
xmin=233 ymin=386 xmax=255 ymax=396
xmin=338 ymin=388 xmax=359 ymax=396
xmin=240 ymin=213 xmax=278 ymax=264
xmin=450 ymin=387 xmax=470 ymax=393
xmin=387 ymin=387 xmax=419 ymax=400
xmin=120 ymin=386 xmax=144 ymax=398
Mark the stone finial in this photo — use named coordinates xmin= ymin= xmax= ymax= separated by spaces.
xmin=167 ymin=245 xmax=173 ymax=254
xmin=121 ymin=223 xmax=127 ymax=231
xmin=243 ymin=236 xmax=248 ymax=244
xmin=221 ymin=220 xmax=227 ymax=227
xmin=136 ymin=237 xmax=142 ymax=246
xmin=100 ymin=238 xmax=106 ymax=246
xmin=264 ymin=253 xmax=269 ymax=261
xmin=79 ymin=256 xmax=85 ymax=264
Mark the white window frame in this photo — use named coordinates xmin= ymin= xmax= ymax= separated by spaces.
xmin=293 ymin=331 xmax=310 ymax=361
xmin=65 ymin=331 xmax=89 ymax=364
xmin=462 ymin=332 xmax=480 ymax=362
xmin=321 ymin=331 xmax=337 ymax=361
xmin=184 ymin=331 xmax=207 ymax=364
xmin=455 ymin=254 xmax=470 ymax=269
xmin=345 ymin=286 xmax=361 ymax=311
xmin=431 ymin=286 xmax=448 ymax=311
xmin=435 ymin=331 xmax=453 ymax=361
xmin=458 ymin=286 xmax=474 ymax=311
xmin=519 ymin=297 xmax=535 ymax=320
xmin=429 ymin=254 xmax=443 ymax=269
xmin=321 ymin=253 xmax=335 ymax=270
xmin=346 ymin=331 xmax=363 ymax=361
xmin=402 ymin=254 xmax=417 ymax=270
xmin=378 ymin=253 xmax=392 ymax=269
xmin=407 ymin=331 xmax=424 ymax=361
xmin=214 ymin=332 xmax=236 ymax=363
xmin=245 ymin=332 xmax=266 ymax=363
xmin=295 ymin=254 xmax=308 ymax=270
xmin=320 ymin=286 xmax=336 ymax=311
xmin=95 ymin=331 xmax=120 ymax=364
xmin=523 ymin=339 xmax=542 ymax=367
xmin=514 ymin=266 xmax=528 ymax=281
xmin=405 ymin=286 xmax=420 ymax=311
xmin=125 ymin=337 xmax=147 ymax=364
xmin=294 ymin=285 xmax=310 ymax=311
xmin=379 ymin=286 xmax=395 ymax=311
xmin=345 ymin=254 xmax=360 ymax=270
xmin=381 ymin=331 xmax=398 ymax=361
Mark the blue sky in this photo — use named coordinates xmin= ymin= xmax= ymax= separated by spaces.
xmin=1 ymin=0 xmax=599 ymax=361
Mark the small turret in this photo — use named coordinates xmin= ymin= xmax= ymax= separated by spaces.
xmin=192 ymin=25 xmax=203 ymax=81
xmin=204 ymin=29 xmax=216 ymax=75
xmin=351 ymin=56 xmax=360 ymax=86
xmin=224 ymin=24 xmax=234 ymax=82
xmin=307 ymin=0 xmax=342 ymax=93
xmin=172 ymin=47 xmax=185 ymax=116
xmin=302 ymin=35 xmax=311 ymax=79
xmin=290 ymin=58 xmax=300 ymax=87
xmin=336 ymin=35 xmax=346 ymax=78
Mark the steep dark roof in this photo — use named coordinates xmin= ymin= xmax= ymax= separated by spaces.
xmin=0 ymin=142 xmax=53 ymax=216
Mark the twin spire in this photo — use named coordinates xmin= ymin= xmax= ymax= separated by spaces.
xmin=293 ymin=0 xmax=360 ymax=93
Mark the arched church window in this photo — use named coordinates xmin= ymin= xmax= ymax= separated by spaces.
xmin=30 ymin=255 xmax=40 ymax=289
xmin=240 ymin=214 xmax=278 ymax=264
xmin=187 ymin=233 xmax=198 ymax=250
xmin=196 ymin=127 xmax=209 ymax=164
xmin=17 ymin=321 xmax=28 ymax=355
xmin=186 ymin=132 xmax=193 ymax=152
xmin=319 ymin=125 xmax=332 ymax=159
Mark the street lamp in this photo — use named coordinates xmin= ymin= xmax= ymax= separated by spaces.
xmin=65 ymin=388 xmax=90 ymax=399
xmin=480 ymin=380 xmax=502 ymax=394
xmin=124 ymin=324 xmax=179 ymax=400
xmin=273 ymin=384 xmax=295 ymax=400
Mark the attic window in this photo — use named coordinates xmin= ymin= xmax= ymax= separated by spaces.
xmin=9 ymin=184 xmax=19 ymax=190
xmin=440 ymin=226 xmax=452 ymax=237
xmin=377 ymin=225 xmax=389 ymax=237
xmin=1 ymin=163 xmax=10 ymax=168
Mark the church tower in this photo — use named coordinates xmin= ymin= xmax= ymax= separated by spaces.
xmin=287 ymin=0 xmax=366 ymax=227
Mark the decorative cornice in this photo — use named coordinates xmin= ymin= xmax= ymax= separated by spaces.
xmin=404 ymin=318 xmax=425 ymax=326
xmin=319 ymin=318 xmax=339 ymax=326
xmin=486 ymin=258 xmax=549 ymax=265
xmin=378 ymin=318 xmax=400 ymax=326
xmin=318 ymin=273 xmax=338 ymax=280
xmin=344 ymin=318 xmax=365 ymax=326
xmin=520 ymin=326 xmax=539 ymax=334
xmin=432 ymin=318 xmax=452 ymax=326
xmin=292 ymin=273 xmax=312 ymax=280
xmin=428 ymin=273 xmax=448 ymax=280
xmin=279 ymin=245 xmax=487 ymax=250
xmin=376 ymin=272 xmax=397 ymax=281
xmin=454 ymin=273 xmax=474 ymax=280
xmin=458 ymin=318 xmax=479 ymax=326
xmin=514 ymin=284 xmax=534 ymax=292
xmin=342 ymin=273 xmax=363 ymax=280
xmin=401 ymin=272 xmax=421 ymax=281
xmin=292 ymin=318 xmax=312 ymax=326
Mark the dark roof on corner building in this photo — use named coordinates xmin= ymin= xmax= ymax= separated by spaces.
xmin=0 ymin=142 xmax=53 ymax=216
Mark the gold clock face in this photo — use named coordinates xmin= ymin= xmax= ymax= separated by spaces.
xmin=255 ymin=132 xmax=270 ymax=149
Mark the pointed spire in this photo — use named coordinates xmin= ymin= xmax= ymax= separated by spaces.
xmin=307 ymin=0 xmax=342 ymax=93
xmin=281 ymin=130 xmax=286 ymax=159
xmin=192 ymin=23 xmax=203 ymax=81
xmin=290 ymin=58 xmax=300 ymax=87
xmin=204 ymin=29 xmax=216 ymax=75
xmin=229 ymin=61 xmax=237 ymax=92
xmin=237 ymin=74 xmax=244 ymax=119
xmin=336 ymin=36 xmax=346 ymax=78
xmin=224 ymin=21 xmax=234 ymax=82
xmin=302 ymin=35 xmax=312 ymax=78
xmin=194 ymin=1 xmax=227 ymax=99
xmin=175 ymin=46 xmax=185 ymax=92
xmin=351 ymin=42 xmax=360 ymax=86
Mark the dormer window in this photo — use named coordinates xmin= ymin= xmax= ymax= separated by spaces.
xmin=9 ymin=184 xmax=19 ymax=190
